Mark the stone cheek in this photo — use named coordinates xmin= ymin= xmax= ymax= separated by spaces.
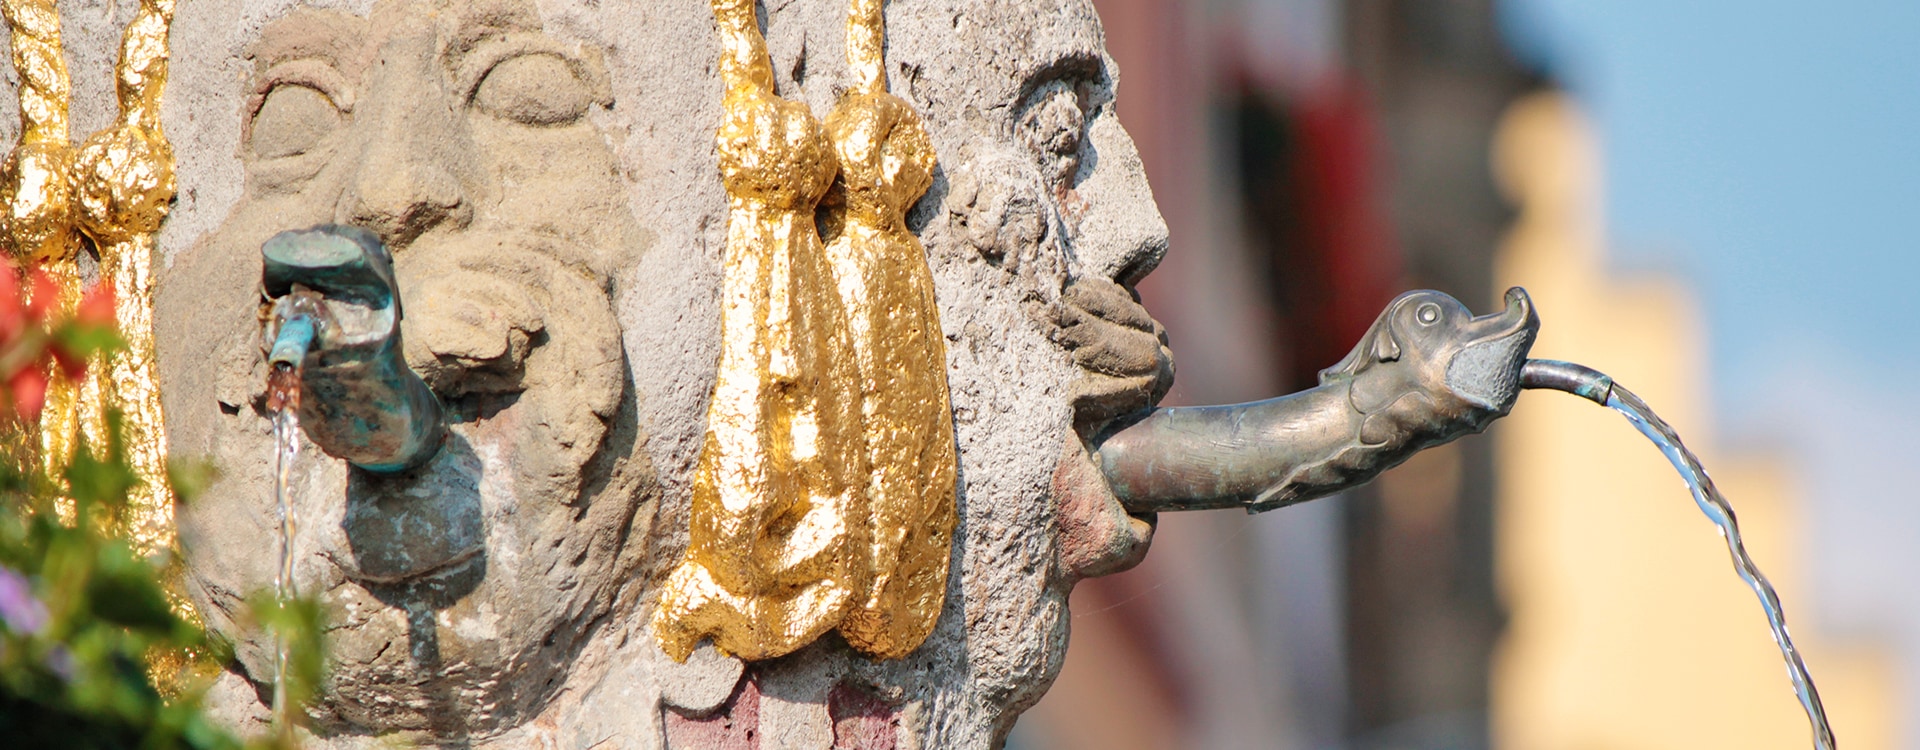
xmin=1054 ymin=436 xmax=1156 ymax=581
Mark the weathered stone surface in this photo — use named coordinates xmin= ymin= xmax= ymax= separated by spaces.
xmin=125 ymin=0 xmax=1171 ymax=745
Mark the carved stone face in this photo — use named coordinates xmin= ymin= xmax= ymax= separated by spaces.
xmin=160 ymin=0 xmax=652 ymax=735
xmin=158 ymin=0 xmax=1170 ymax=744
xmin=863 ymin=0 xmax=1179 ymax=720
xmin=913 ymin=0 xmax=1179 ymax=583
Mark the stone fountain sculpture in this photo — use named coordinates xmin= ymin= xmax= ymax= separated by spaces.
xmin=128 ymin=0 xmax=1537 ymax=746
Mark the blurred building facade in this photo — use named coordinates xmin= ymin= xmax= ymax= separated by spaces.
xmin=1490 ymin=91 xmax=1895 ymax=750
xmin=1009 ymin=2 xmax=1899 ymax=749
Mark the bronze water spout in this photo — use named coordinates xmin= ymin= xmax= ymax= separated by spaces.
xmin=1098 ymin=287 xmax=1539 ymax=513
xmin=260 ymin=225 xmax=445 ymax=472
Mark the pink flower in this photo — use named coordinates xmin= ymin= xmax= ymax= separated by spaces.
xmin=0 ymin=566 xmax=47 ymax=634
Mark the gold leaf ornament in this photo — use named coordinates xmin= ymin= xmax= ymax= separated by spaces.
xmin=821 ymin=0 xmax=957 ymax=659
xmin=1 ymin=0 xmax=180 ymax=559
xmin=653 ymin=0 xmax=870 ymax=663
xmin=655 ymin=0 xmax=958 ymax=662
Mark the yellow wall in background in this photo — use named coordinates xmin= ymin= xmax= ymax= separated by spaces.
xmin=1490 ymin=92 xmax=1895 ymax=750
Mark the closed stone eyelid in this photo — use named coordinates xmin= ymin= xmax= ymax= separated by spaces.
xmin=450 ymin=33 xmax=612 ymax=108
xmin=250 ymin=59 xmax=355 ymax=116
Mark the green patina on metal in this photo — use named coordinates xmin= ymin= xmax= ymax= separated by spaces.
xmin=262 ymin=225 xmax=446 ymax=473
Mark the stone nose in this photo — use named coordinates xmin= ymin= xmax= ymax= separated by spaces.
xmin=344 ymin=156 xmax=468 ymax=247
xmin=1071 ymin=113 xmax=1169 ymax=287
xmin=337 ymin=32 xmax=477 ymax=248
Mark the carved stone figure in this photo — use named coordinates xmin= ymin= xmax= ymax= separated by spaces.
xmin=141 ymin=0 xmax=1531 ymax=746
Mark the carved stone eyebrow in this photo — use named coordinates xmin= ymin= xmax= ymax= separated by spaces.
xmin=247 ymin=9 xmax=367 ymax=79
xmin=250 ymin=59 xmax=356 ymax=116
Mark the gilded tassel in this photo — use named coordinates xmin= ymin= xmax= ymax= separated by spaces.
xmin=824 ymin=0 xmax=958 ymax=659
xmin=654 ymin=0 xmax=870 ymax=662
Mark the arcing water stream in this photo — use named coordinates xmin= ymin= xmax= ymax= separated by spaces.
xmin=1520 ymin=360 xmax=1836 ymax=750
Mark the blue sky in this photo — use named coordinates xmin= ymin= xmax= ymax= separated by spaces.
xmin=1499 ymin=0 xmax=1920 ymax=411
xmin=1499 ymin=0 xmax=1920 ymax=728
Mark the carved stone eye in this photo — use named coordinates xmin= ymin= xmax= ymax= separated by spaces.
xmin=473 ymin=53 xmax=590 ymax=126
xmin=250 ymin=84 xmax=341 ymax=159
xmin=1417 ymin=303 xmax=1441 ymax=324
xmin=1018 ymin=82 xmax=1086 ymax=185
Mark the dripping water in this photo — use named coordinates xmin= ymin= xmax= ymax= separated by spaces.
xmin=1520 ymin=359 xmax=1835 ymax=750
xmin=267 ymin=362 xmax=302 ymax=740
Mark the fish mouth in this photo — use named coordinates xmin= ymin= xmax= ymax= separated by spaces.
xmin=1445 ymin=287 xmax=1539 ymax=411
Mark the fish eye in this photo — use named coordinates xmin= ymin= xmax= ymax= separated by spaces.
xmin=1416 ymin=303 xmax=1441 ymax=325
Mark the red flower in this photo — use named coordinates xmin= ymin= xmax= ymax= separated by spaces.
xmin=50 ymin=283 xmax=114 ymax=380
xmin=75 ymin=283 xmax=114 ymax=327
xmin=24 ymin=270 xmax=57 ymax=324
xmin=0 ymin=263 xmax=118 ymax=424
xmin=7 ymin=366 xmax=46 ymax=422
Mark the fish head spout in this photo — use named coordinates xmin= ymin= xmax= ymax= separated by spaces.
xmin=1321 ymin=287 xmax=1539 ymax=427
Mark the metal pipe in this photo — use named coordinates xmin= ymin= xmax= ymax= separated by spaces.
xmin=1518 ymin=359 xmax=1614 ymax=405
xmin=1098 ymin=288 xmax=1541 ymax=514
xmin=268 ymin=315 xmax=316 ymax=371
xmin=260 ymin=225 xmax=445 ymax=473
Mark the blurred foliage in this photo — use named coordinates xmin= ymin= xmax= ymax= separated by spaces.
xmin=0 ymin=264 xmax=326 ymax=748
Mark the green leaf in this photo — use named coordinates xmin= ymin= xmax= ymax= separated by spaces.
xmin=49 ymin=323 xmax=123 ymax=360
xmin=166 ymin=458 xmax=220 ymax=507
xmin=85 ymin=543 xmax=174 ymax=632
xmin=64 ymin=444 xmax=136 ymax=518
xmin=244 ymin=592 xmax=326 ymax=724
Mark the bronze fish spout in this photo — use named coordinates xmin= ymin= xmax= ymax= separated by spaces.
xmin=1097 ymin=287 xmax=1539 ymax=513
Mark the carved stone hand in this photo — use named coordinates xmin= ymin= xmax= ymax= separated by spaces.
xmin=1051 ymin=276 xmax=1175 ymax=429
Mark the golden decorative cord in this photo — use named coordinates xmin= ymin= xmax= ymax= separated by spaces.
xmin=71 ymin=0 xmax=178 ymax=559
xmin=823 ymin=0 xmax=956 ymax=659
xmin=3 ymin=0 xmax=187 ymax=664
xmin=0 ymin=0 xmax=84 ymax=487
xmin=2 ymin=0 xmax=190 ymax=691
xmin=656 ymin=0 xmax=955 ymax=662
xmin=653 ymin=0 xmax=867 ymax=663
